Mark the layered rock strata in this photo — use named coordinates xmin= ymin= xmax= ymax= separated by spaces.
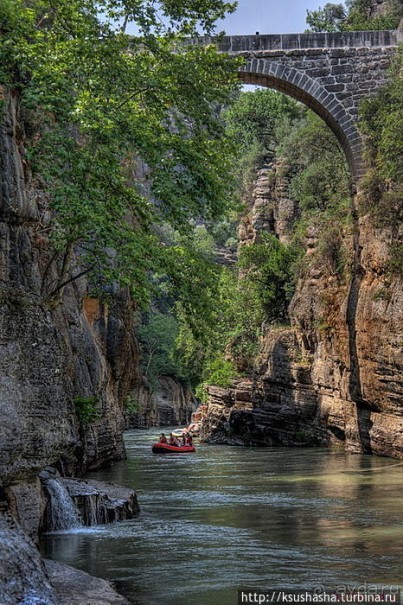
xmin=0 ymin=91 xmax=139 ymax=518
xmin=0 ymin=89 xmax=140 ymax=601
xmin=201 ymin=161 xmax=403 ymax=458
xmin=127 ymin=376 xmax=197 ymax=428
xmin=238 ymin=158 xmax=298 ymax=247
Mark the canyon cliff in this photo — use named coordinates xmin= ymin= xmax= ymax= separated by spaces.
xmin=201 ymin=159 xmax=403 ymax=458
xmin=0 ymin=91 xmax=141 ymax=601
xmin=0 ymin=90 xmax=140 ymax=529
xmin=126 ymin=376 xmax=196 ymax=429
xmin=0 ymin=90 xmax=199 ymax=602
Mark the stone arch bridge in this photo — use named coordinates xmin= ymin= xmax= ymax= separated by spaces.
xmin=199 ymin=30 xmax=401 ymax=182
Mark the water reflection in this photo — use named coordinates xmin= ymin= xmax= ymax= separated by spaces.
xmin=40 ymin=430 xmax=403 ymax=605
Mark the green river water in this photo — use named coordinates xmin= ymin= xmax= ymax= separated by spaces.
xmin=40 ymin=429 xmax=403 ymax=605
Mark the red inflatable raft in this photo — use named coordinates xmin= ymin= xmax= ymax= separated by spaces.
xmin=152 ymin=443 xmax=196 ymax=454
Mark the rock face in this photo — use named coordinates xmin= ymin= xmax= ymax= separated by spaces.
xmin=0 ymin=87 xmax=140 ymax=602
xmin=370 ymin=0 xmax=388 ymax=16
xmin=201 ymin=159 xmax=403 ymax=458
xmin=0 ymin=91 xmax=139 ymax=517
xmin=0 ymin=503 xmax=57 ymax=605
xmin=127 ymin=376 xmax=197 ymax=428
xmin=239 ymin=158 xmax=297 ymax=247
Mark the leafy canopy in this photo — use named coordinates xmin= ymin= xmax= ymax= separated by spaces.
xmin=224 ymin=89 xmax=302 ymax=156
xmin=306 ymin=0 xmax=402 ymax=31
xmin=0 ymin=0 xmax=240 ymax=305
xmin=138 ymin=313 xmax=185 ymax=389
xmin=277 ymin=112 xmax=350 ymax=212
xmin=360 ymin=45 xmax=403 ymax=184
xmin=306 ymin=3 xmax=347 ymax=32
xmin=359 ymin=46 xmax=403 ymax=276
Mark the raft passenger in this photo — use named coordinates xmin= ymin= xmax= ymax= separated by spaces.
xmin=168 ymin=433 xmax=181 ymax=447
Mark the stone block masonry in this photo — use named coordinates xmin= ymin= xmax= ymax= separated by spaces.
xmin=195 ymin=29 xmax=400 ymax=182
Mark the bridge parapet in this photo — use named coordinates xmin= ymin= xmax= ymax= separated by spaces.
xmin=198 ymin=30 xmax=399 ymax=53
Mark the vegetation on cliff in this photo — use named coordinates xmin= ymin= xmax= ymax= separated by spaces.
xmin=1 ymin=0 xmax=401 ymax=407
xmin=175 ymin=88 xmax=352 ymax=399
xmin=183 ymin=6 xmax=403 ymax=399
xmin=359 ymin=45 xmax=403 ymax=275
xmin=306 ymin=0 xmax=403 ymax=32
xmin=0 ymin=0 xmax=239 ymax=310
xmin=137 ymin=17 xmax=402 ymax=399
xmin=360 ymin=46 xmax=403 ymax=184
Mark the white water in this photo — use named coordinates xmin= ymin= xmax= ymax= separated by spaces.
xmin=44 ymin=479 xmax=83 ymax=531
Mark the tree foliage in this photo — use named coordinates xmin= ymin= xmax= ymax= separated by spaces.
xmin=223 ymin=89 xmax=302 ymax=201
xmin=306 ymin=3 xmax=347 ymax=32
xmin=175 ymin=232 xmax=301 ymax=393
xmin=346 ymin=0 xmax=402 ymax=29
xmin=224 ymin=89 xmax=302 ymax=156
xmin=168 ymin=77 xmax=359 ymax=397
xmin=359 ymin=46 xmax=403 ymax=277
xmin=0 ymin=0 xmax=240 ymax=306
xmin=138 ymin=313 xmax=186 ymax=389
xmin=360 ymin=46 xmax=403 ymax=184
xmin=238 ymin=235 xmax=302 ymax=325
xmin=306 ymin=0 xmax=402 ymax=32
xmin=277 ymin=113 xmax=350 ymax=212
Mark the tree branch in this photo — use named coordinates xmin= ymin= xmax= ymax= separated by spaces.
xmin=48 ymin=263 xmax=97 ymax=298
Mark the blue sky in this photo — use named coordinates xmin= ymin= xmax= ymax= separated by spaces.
xmin=215 ymin=0 xmax=342 ymax=35
xmin=125 ymin=1 xmax=348 ymax=36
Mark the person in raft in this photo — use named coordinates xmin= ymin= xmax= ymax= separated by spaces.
xmin=159 ymin=433 xmax=168 ymax=443
xmin=181 ymin=432 xmax=193 ymax=446
xmin=168 ymin=433 xmax=181 ymax=447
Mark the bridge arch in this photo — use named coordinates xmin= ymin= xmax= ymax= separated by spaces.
xmin=204 ymin=30 xmax=399 ymax=184
xmin=239 ymin=63 xmax=364 ymax=181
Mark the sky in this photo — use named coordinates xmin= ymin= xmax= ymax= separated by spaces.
xmin=215 ymin=0 xmax=343 ymax=35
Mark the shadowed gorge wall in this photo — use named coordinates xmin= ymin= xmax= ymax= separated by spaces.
xmin=0 ymin=91 xmax=140 ymax=537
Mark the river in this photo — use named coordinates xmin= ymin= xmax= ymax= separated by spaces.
xmin=40 ymin=429 xmax=403 ymax=605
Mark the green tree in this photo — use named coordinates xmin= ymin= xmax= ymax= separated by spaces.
xmin=0 ymin=0 xmax=239 ymax=307
xmin=223 ymin=89 xmax=303 ymax=201
xmin=192 ymin=225 xmax=216 ymax=261
xmin=306 ymin=0 xmax=401 ymax=32
xmin=345 ymin=0 xmax=402 ymax=29
xmin=224 ymin=89 xmax=302 ymax=155
xmin=238 ymin=235 xmax=302 ymax=325
xmin=276 ymin=111 xmax=351 ymax=281
xmin=306 ymin=3 xmax=347 ymax=32
xmin=277 ymin=112 xmax=350 ymax=212
xmin=139 ymin=313 xmax=185 ymax=389
xmin=359 ymin=46 xmax=403 ymax=276
xmin=175 ymin=265 xmax=241 ymax=395
xmin=360 ymin=46 xmax=403 ymax=184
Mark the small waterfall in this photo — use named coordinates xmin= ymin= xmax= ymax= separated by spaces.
xmin=40 ymin=472 xmax=139 ymax=532
xmin=83 ymin=493 xmax=106 ymax=526
xmin=88 ymin=494 xmax=98 ymax=525
xmin=44 ymin=478 xmax=83 ymax=531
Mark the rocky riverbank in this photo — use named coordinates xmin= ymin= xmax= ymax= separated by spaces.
xmin=45 ymin=560 xmax=130 ymax=605
xmin=0 ymin=505 xmax=133 ymax=605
